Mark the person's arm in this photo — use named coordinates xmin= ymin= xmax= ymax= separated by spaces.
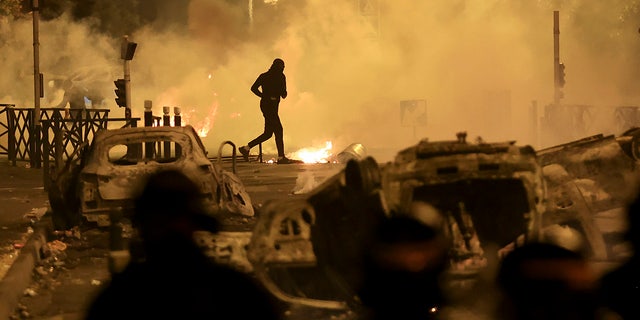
xmin=281 ymin=74 xmax=287 ymax=99
xmin=251 ymin=74 xmax=263 ymax=98
xmin=55 ymin=92 xmax=69 ymax=108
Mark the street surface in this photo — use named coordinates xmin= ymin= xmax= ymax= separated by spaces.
xmin=0 ymin=162 xmax=48 ymax=282
xmin=3 ymin=160 xmax=343 ymax=320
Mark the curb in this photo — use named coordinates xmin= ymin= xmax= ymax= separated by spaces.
xmin=0 ymin=219 xmax=49 ymax=319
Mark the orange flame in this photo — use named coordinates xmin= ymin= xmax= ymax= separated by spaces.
xmin=183 ymin=104 xmax=218 ymax=138
xmin=290 ymin=141 xmax=333 ymax=164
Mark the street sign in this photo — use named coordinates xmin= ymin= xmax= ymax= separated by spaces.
xmin=400 ymin=99 xmax=427 ymax=127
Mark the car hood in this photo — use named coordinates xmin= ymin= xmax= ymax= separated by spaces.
xmin=92 ymin=161 xmax=205 ymax=200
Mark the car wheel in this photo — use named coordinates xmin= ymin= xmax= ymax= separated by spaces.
xmin=345 ymin=156 xmax=381 ymax=195
xmin=48 ymin=166 xmax=82 ymax=230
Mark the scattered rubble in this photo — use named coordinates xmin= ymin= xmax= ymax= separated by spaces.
xmin=22 ymin=288 xmax=36 ymax=297
xmin=12 ymin=226 xmax=111 ymax=320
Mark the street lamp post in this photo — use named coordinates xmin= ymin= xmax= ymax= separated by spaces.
xmin=32 ymin=0 xmax=41 ymax=168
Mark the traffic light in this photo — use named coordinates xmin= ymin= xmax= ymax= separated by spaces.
xmin=121 ymin=40 xmax=137 ymax=61
xmin=114 ymin=79 xmax=126 ymax=108
xmin=558 ymin=63 xmax=566 ymax=88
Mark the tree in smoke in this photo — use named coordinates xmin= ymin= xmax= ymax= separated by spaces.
xmin=0 ymin=0 xmax=71 ymax=20
xmin=0 ymin=0 xmax=25 ymax=17
xmin=70 ymin=0 xmax=152 ymax=37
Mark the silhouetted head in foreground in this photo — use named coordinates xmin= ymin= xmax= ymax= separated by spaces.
xmin=132 ymin=169 xmax=219 ymax=254
xmin=624 ymin=193 xmax=640 ymax=250
xmin=85 ymin=169 xmax=281 ymax=320
xmin=357 ymin=214 xmax=449 ymax=320
xmin=496 ymin=242 xmax=599 ymax=320
xmin=269 ymin=58 xmax=285 ymax=73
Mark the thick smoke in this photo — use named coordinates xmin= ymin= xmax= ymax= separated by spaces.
xmin=2 ymin=0 xmax=640 ymax=161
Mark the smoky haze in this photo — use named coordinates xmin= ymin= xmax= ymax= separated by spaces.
xmin=2 ymin=0 xmax=640 ymax=162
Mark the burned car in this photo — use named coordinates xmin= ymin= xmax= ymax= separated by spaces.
xmin=537 ymin=128 xmax=640 ymax=260
xmin=246 ymin=133 xmax=547 ymax=316
xmin=381 ymin=133 xmax=546 ymax=276
xmin=48 ymin=125 xmax=254 ymax=230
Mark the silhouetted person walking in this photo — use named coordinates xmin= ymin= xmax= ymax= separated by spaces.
xmin=239 ymin=58 xmax=300 ymax=164
xmin=55 ymin=79 xmax=87 ymax=119
xmin=598 ymin=194 xmax=640 ymax=320
xmin=84 ymin=169 xmax=280 ymax=319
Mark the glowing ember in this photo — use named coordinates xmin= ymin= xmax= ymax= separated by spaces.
xmin=290 ymin=141 xmax=333 ymax=164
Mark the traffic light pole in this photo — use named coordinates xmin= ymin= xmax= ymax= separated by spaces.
xmin=117 ymin=35 xmax=136 ymax=123
xmin=553 ymin=10 xmax=561 ymax=105
xmin=124 ymin=59 xmax=132 ymax=120
xmin=123 ymin=36 xmax=132 ymax=120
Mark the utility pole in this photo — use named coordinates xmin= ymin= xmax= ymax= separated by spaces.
xmin=32 ymin=0 xmax=41 ymax=168
xmin=248 ymin=0 xmax=253 ymax=31
xmin=553 ymin=10 xmax=561 ymax=105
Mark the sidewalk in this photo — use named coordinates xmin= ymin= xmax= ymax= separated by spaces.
xmin=0 ymin=160 xmax=50 ymax=319
xmin=0 ymin=220 xmax=48 ymax=320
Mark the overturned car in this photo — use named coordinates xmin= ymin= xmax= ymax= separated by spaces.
xmin=381 ymin=133 xmax=546 ymax=275
xmin=537 ymin=128 xmax=640 ymax=260
xmin=47 ymin=125 xmax=254 ymax=230
xmin=246 ymin=133 xmax=547 ymax=315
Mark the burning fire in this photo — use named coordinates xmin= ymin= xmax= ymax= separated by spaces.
xmin=182 ymin=103 xmax=218 ymax=138
xmin=195 ymin=116 xmax=212 ymax=137
xmin=290 ymin=141 xmax=333 ymax=164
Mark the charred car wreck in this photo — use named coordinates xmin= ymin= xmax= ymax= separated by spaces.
xmin=246 ymin=129 xmax=640 ymax=316
xmin=381 ymin=132 xmax=546 ymax=275
xmin=537 ymin=127 xmax=640 ymax=260
xmin=47 ymin=125 xmax=254 ymax=230
xmin=246 ymin=132 xmax=549 ymax=315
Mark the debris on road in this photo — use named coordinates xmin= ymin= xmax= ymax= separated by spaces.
xmin=47 ymin=240 xmax=68 ymax=254
xmin=22 ymin=288 xmax=36 ymax=297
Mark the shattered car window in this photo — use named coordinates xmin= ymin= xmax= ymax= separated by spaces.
xmin=413 ymin=178 xmax=530 ymax=249
xmin=106 ymin=140 xmax=183 ymax=165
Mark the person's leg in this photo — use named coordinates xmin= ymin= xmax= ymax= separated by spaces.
xmin=273 ymin=112 xmax=284 ymax=158
xmin=240 ymin=100 xmax=276 ymax=161
xmin=248 ymin=100 xmax=278 ymax=148
xmin=271 ymin=105 xmax=300 ymax=164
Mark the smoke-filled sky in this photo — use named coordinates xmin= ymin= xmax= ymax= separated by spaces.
xmin=2 ymin=0 xmax=640 ymax=162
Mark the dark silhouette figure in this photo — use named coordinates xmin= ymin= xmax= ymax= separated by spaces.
xmin=598 ymin=194 xmax=640 ymax=320
xmin=84 ymin=169 xmax=280 ymax=319
xmin=55 ymin=79 xmax=87 ymax=119
xmin=496 ymin=242 xmax=606 ymax=320
xmin=356 ymin=215 xmax=449 ymax=320
xmin=239 ymin=58 xmax=300 ymax=164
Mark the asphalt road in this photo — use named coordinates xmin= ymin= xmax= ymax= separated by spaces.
xmin=2 ymin=160 xmax=343 ymax=320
